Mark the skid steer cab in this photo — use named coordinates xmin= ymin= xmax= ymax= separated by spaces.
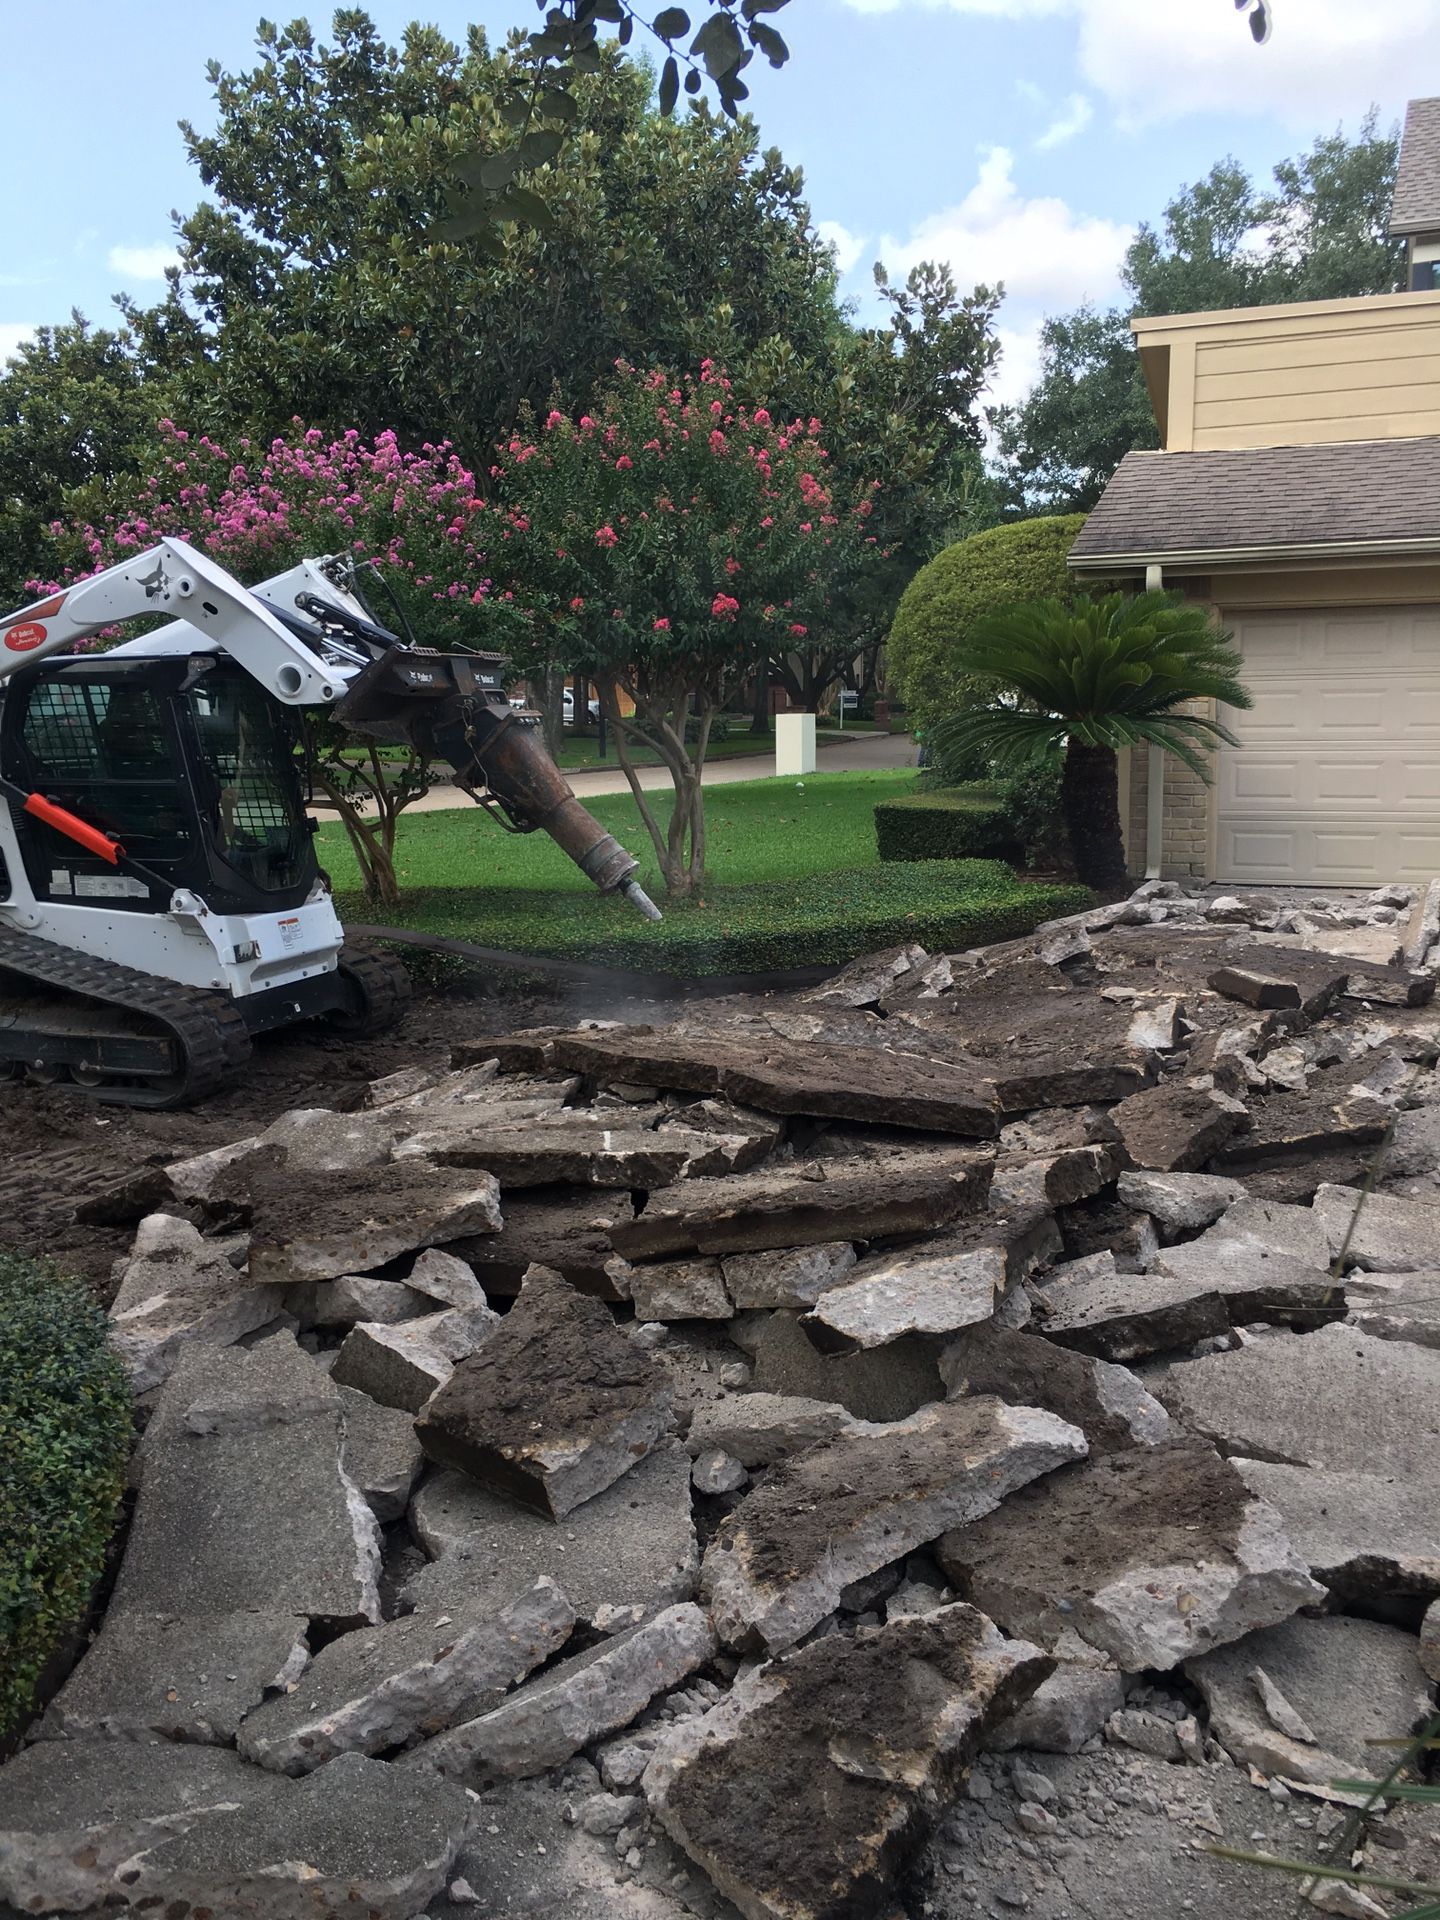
xmin=0 ymin=539 xmax=659 ymax=1108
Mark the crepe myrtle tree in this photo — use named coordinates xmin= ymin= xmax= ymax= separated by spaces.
xmin=928 ymin=592 xmax=1252 ymax=893
xmin=490 ymin=360 xmax=882 ymax=896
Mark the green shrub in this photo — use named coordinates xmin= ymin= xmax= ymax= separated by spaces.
xmin=991 ymin=758 xmax=1068 ymax=867
xmin=874 ymin=786 xmax=1018 ymax=864
xmin=350 ymin=862 xmax=1092 ymax=978
xmin=888 ymin=514 xmax=1089 ymax=758
xmin=0 ymin=1255 xmax=131 ymax=1744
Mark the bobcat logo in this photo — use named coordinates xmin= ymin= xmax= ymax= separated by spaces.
xmin=136 ymin=558 xmax=170 ymax=602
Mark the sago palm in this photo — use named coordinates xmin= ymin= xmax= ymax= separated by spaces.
xmin=929 ymin=591 xmax=1253 ymax=892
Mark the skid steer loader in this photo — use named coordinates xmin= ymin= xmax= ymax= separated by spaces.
xmin=0 ymin=539 xmax=659 ymax=1106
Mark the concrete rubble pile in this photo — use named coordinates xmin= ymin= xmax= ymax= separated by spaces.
xmin=5 ymin=879 xmax=1440 ymax=1920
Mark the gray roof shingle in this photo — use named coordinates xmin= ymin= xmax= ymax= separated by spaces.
xmin=1391 ymin=97 xmax=1440 ymax=237
xmin=1068 ymin=438 xmax=1440 ymax=566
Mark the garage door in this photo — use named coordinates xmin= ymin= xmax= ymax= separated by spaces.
xmin=1216 ymin=604 xmax=1440 ymax=885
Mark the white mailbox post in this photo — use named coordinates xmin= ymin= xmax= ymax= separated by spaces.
xmin=775 ymin=712 xmax=817 ymax=777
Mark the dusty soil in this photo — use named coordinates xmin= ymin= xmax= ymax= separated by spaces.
xmin=0 ymin=982 xmax=562 ymax=1298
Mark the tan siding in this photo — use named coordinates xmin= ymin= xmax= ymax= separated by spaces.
xmin=1193 ymin=408 xmax=1440 ymax=450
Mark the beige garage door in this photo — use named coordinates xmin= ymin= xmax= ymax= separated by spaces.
xmin=1216 ymin=604 xmax=1440 ymax=885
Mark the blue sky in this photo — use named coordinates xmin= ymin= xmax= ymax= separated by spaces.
xmin=3 ymin=0 xmax=1437 ymax=407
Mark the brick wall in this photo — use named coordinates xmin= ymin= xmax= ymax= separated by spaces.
xmin=1122 ymin=712 xmax=1215 ymax=881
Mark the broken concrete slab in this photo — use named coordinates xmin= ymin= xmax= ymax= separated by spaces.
xmin=684 ymin=1391 xmax=868 ymax=1467
xmin=330 ymin=1303 xmax=499 ymax=1413
xmin=179 ymin=1327 xmax=338 ymax=1435
xmin=1035 ymin=1241 xmax=1343 ymax=1362
xmin=338 ymin=1384 xmax=425 ymax=1523
xmin=256 ymin=1106 xmax=399 ymax=1172
xmin=938 ymin=1321 xmax=1171 ymax=1453
xmin=623 ymin=1257 xmax=733 ymax=1322
xmin=1235 ymin=1459 xmax=1440 ymax=1607
xmin=1211 ymin=1070 xmax=1389 ymax=1171
xmin=415 ymin=1265 xmax=674 ymax=1519
xmin=448 ymin=1190 xmax=635 ymax=1300
xmin=1344 ymin=1270 xmax=1440 ymax=1349
xmin=991 ymin=1143 xmax=1117 ymax=1211
xmin=405 ymin=1442 xmax=697 ymax=1630
xmin=1204 ymin=1195 xmax=1332 ymax=1268
xmin=750 ymin=1309 xmax=949 ymax=1421
xmin=37 ymin=1609 xmax=308 ymax=1746
xmin=721 ymin=1241 xmax=857 ymax=1311
xmin=112 ymin=1338 xmax=381 ymax=1631
xmin=611 ymin=1150 xmax=992 ymax=1260
xmin=126 ymin=1750 xmax=475 ymax=1919
xmin=1422 ymin=1598 xmax=1440 ymax=1682
xmin=1186 ymin=1614 xmax=1433 ymax=1787
xmin=801 ymin=941 xmax=929 ymax=1008
xmin=245 ymin=1161 xmax=503 ymax=1287
xmin=408 ymin=1602 xmax=717 ymax=1783
xmin=1313 ymin=1181 xmax=1440 ymax=1272
xmin=801 ymin=1241 xmax=1011 ymax=1353
xmin=1056 ymin=1195 xmax=1159 ymax=1273
xmin=700 ymin=1397 xmax=1086 ymax=1652
xmin=1117 ymin=1169 xmax=1248 ymax=1235
xmin=399 ymin=1121 xmax=693 ymax=1190
xmin=290 ymin=1273 xmax=432 ymax=1330
xmin=937 ymin=1445 xmax=1325 ymax=1670
xmin=238 ymin=1579 xmax=576 ymax=1775
xmin=406 ymin=1246 xmax=489 ymax=1311
xmin=643 ymin=1606 xmax=1051 ymax=1920
xmin=656 ymin=1097 xmax=783 ymax=1171
xmin=1111 ymin=1082 xmax=1250 ymax=1172
xmin=108 ymin=1212 xmax=284 ymax=1391
xmin=1159 ymin=1323 xmax=1440 ymax=1487
xmin=1209 ymin=949 xmax=1350 ymax=1018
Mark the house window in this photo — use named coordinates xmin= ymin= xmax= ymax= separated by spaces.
xmin=1410 ymin=236 xmax=1440 ymax=292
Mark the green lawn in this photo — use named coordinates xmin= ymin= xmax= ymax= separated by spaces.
xmin=323 ymin=769 xmax=1089 ymax=976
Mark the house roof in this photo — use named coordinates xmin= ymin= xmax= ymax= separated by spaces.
xmin=1068 ymin=438 xmax=1440 ymax=570
xmin=1391 ymin=97 xmax=1440 ymax=238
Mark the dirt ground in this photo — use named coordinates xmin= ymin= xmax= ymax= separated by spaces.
xmin=0 ymin=980 xmax=580 ymax=1298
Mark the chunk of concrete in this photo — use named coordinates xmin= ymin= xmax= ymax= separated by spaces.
xmin=257 ymin=1106 xmax=398 ymax=1171
xmin=1212 ymin=1074 xmax=1389 ymax=1171
xmin=330 ymin=1303 xmax=499 ymax=1413
xmin=1057 ymin=1197 xmax=1159 ymax=1273
xmin=291 ymin=1273 xmax=432 ymax=1330
xmin=246 ymin=1162 xmax=503 ymax=1286
xmin=37 ymin=1609 xmax=308 ymax=1746
xmin=611 ymin=1150 xmax=992 ymax=1259
xmin=1345 ymin=1270 xmax=1440 ymax=1349
xmin=939 ymin=1321 xmax=1171 ymax=1452
xmin=1186 ymin=1615 xmax=1433 ymax=1785
xmin=986 ymin=1663 xmax=1127 ymax=1755
xmin=406 ymin=1246 xmax=489 ymax=1310
xmin=112 ymin=1337 xmax=381 ymax=1630
xmin=405 ymin=1442 xmax=697 ymax=1630
xmin=685 ymin=1391 xmax=869 ymax=1467
xmin=722 ymin=1241 xmax=857 ymax=1311
xmin=701 ymin=1397 xmax=1087 ymax=1652
xmin=339 ymin=1384 xmax=425 ymax=1522
xmin=992 ymin=1145 xmax=1117 ymax=1212
xmin=625 ymin=1257 xmax=733 ymax=1322
xmin=415 ymin=1265 xmax=674 ymax=1519
xmin=1235 ymin=1460 xmax=1440 ymax=1606
xmin=1111 ymin=1083 xmax=1249 ymax=1172
xmin=643 ymin=1606 xmax=1051 ymax=1920
xmin=1209 ymin=951 xmax=1349 ymax=1017
xmin=802 ymin=1243 xmax=1006 ymax=1352
xmin=108 ymin=1212 xmax=284 ymax=1391
xmin=1160 ymin=1323 xmax=1440 ymax=1486
xmin=164 ymin=1136 xmax=262 ymax=1203
xmin=937 ymin=1446 xmax=1325 ymax=1671
xmin=409 ymin=1602 xmax=717 ymax=1783
xmin=751 ymin=1309 xmax=949 ymax=1421
xmin=1116 ymin=1170 xmax=1248 ymax=1235
xmin=401 ymin=1120 xmax=693 ymax=1189
xmin=1313 ymin=1182 xmax=1440 ymax=1273
xmin=1421 ymin=1598 xmax=1440 ymax=1682
xmin=238 ymin=1578 xmax=576 ymax=1775
xmin=448 ymin=1190 xmax=635 ymax=1299
xmin=1205 ymin=1196 xmax=1332 ymax=1269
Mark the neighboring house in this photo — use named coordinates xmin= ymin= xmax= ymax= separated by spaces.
xmin=1070 ymin=97 xmax=1440 ymax=888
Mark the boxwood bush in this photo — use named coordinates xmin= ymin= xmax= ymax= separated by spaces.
xmin=0 ymin=1255 xmax=131 ymax=1744
xmin=874 ymin=785 xmax=1019 ymax=864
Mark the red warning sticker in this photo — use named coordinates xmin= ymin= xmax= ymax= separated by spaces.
xmin=4 ymin=623 xmax=47 ymax=652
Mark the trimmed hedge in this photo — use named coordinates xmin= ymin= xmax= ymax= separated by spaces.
xmin=874 ymin=785 xmax=1019 ymax=864
xmin=348 ymin=861 xmax=1092 ymax=978
xmin=0 ymin=1255 xmax=131 ymax=1744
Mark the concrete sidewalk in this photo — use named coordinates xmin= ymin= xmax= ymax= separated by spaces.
xmin=319 ymin=727 xmax=918 ymax=818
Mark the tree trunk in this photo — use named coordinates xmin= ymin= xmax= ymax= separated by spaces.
xmin=749 ymin=662 xmax=770 ymax=737
xmin=540 ymin=667 xmax=564 ymax=760
xmin=1060 ymin=742 xmax=1127 ymax=894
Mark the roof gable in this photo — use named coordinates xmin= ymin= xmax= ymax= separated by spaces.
xmin=1391 ymin=97 xmax=1440 ymax=238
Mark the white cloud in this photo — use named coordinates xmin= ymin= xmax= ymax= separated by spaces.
xmin=987 ymin=321 xmax=1048 ymax=410
xmin=0 ymin=324 xmax=35 ymax=367
xmin=817 ymin=218 xmax=869 ymax=277
xmin=880 ymin=145 xmax=1132 ymax=307
xmin=1035 ymin=91 xmax=1092 ymax=149
xmin=837 ymin=0 xmax=1440 ymax=128
xmin=107 ymin=243 xmax=178 ymax=281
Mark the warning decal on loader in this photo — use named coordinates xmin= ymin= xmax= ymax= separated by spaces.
xmin=4 ymin=623 xmax=46 ymax=651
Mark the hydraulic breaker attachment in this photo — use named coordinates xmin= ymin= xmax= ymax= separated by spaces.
xmin=333 ymin=648 xmax=663 ymax=921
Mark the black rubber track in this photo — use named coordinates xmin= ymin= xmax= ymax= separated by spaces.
xmin=0 ymin=925 xmax=254 ymax=1109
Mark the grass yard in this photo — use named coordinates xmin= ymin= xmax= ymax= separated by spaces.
xmin=323 ymin=768 xmax=1089 ymax=976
